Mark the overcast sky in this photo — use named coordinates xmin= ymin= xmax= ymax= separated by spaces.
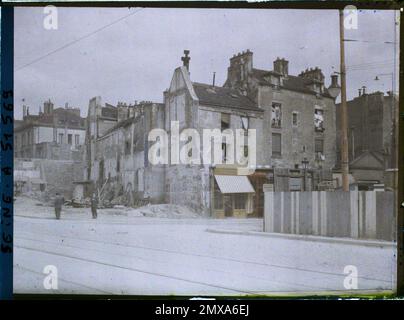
xmin=14 ymin=7 xmax=399 ymax=119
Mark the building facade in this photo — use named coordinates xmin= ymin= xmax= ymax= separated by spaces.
xmin=85 ymin=100 xmax=166 ymax=205
xmin=14 ymin=99 xmax=86 ymax=160
xmin=162 ymin=50 xmax=339 ymax=217
xmin=85 ymin=50 xmax=340 ymax=217
xmin=335 ymin=90 xmax=397 ymax=190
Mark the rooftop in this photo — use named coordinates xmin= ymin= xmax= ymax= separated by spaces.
xmin=192 ymin=82 xmax=261 ymax=112
xmin=251 ymin=68 xmax=333 ymax=98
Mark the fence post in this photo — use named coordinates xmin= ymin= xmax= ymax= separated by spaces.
xmin=312 ymin=191 xmax=319 ymax=235
xmin=320 ymin=191 xmax=327 ymax=236
xmin=264 ymin=191 xmax=274 ymax=232
xmin=350 ymin=190 xmax=359 ymax=238
xmin=365 ymin=191 xmax=377 ymax=238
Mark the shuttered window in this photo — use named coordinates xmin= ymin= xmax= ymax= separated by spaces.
xmin=272 ymin=133 xmax=281 ymax=157
xmin=315 ymin=138 xmax=324 ymax=153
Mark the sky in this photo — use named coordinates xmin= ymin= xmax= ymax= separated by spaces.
xmin=14 ymin=7 xmax=399 ymax=119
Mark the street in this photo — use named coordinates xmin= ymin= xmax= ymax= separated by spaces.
xmin=14 ymin=197 xmax=396 ymax=296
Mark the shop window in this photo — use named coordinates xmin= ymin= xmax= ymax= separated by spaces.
xmin=68 ymin=134 xmax=72 ymax=145
xmin=214 ymin=192 xmax=223 ymax=209
xmin=234 ymin=194 xmax=246 ymax=210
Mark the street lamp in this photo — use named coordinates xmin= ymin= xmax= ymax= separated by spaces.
xmin=327 ymin=72 xmax=341 ymax=99
xmin=301 ymin=157 xmax=309 ymax=191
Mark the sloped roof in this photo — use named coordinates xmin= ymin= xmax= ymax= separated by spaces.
xmin=251 ymin=68 xmax=333 ymax=98
xmin=349 ymin=150 xmax=386 ymax=170
xmin=192 ymin=82 xmax=261 ymax=112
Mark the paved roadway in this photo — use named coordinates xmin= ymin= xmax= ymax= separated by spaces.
xmin=13 ymin=212 xmax=396 ymax=296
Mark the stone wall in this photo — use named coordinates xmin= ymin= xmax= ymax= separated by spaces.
xmin=14 ymin=158 xmax=85 ymax=199
xmin=258 ymin=86 xmax=336 ymax=170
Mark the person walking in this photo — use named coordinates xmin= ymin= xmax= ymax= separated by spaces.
xmin=54 ymin=193 xmax=64 ymax=220
xmin=91 ymin=193 xmax=98 ymax=219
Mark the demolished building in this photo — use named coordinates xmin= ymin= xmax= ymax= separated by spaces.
xmin=84 ymin=99 xmax=165 ymax=206
xmin=85 ymin=50 xmax=340 ymax=217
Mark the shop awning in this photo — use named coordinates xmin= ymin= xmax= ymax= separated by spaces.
xmin=214 ymin=175 xmax=255 ymax=194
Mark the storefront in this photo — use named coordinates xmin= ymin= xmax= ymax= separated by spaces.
xmin=212 ymin=167 xmax=255 ymax=218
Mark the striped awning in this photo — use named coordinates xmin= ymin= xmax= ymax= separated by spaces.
xmin=214 ymin=175 xmax=255 ymax=194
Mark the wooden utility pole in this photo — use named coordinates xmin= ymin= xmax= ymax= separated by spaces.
xmin=339 ymin=9 xmax=349 ymax=191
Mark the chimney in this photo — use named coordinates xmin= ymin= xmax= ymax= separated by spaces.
xmin=362 ymin=86 xmax=366 ymax=95
xmin=299 ymin=67 xmax=324 ymax=83
xmin=44 ymin=99 xmax=54 ymax=114
xmin=227 ymin=49 xmax=253 ymax=87
xmin=331 ymin=74 xmax=338 ymax=87
xmin=212 ymin=72 xmax=216 ymax=87
xmin=181 ymin=50 xmax=190 ymax=71
xmin=358 ymin=88 xmax=362 ymax=97
xmin=23 ymin=105 xmax=27 ymax=118
xmin=273 ymin=57 xmax=289 ymax=76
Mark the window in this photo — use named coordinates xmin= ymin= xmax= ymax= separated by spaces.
xmin=58 ymin=133 xmax=64 ymax=144
xmin=75 ymin=134 xmax=80 ymax=145
xmin=314 ymin=108 xmax=324 ymax=132
xmin=221 ymin=113 xmax=230 ymax=131
xmin=214 ymin=181 xmax=223 ymax=209
xmin=271 ymin=103 xmax=282 ymax=128
xmin=222 ymin=143 xmax=228 ymax=162
xmin=241 ymin=117 xmax=249 ymax=130
xmin=234 ymin=194 xmax=246 ymax=210
xmin=292 ymin=112 xmax=298 ymax=126
xmin=315 ymin=138 xmax=324 ymax=154
xmin=272 ymin=133 xmax=281 ymax=157
xmin=125 ymin=140 xmax=131 ymax=155
xmin=214 ymin=192 xmax=223 ymax=209
xmin=243 ymin=145 xmax=249 ymax=158
xmin=117 ymin=155 xmax=120 ymax=172
xmin=68 ymin=134 xmax=72 ymax=145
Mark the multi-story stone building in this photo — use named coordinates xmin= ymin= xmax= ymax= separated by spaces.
xmin=224 ymin=50 xmax=339 ymax=172
xmin=163 ymin=50 xmax=340 ymax=217
xmin=84 ymin=99 xmax=165 ymax=205
xmin=335 ymin=89 xmax=398 ymax=190
xmin=14 ymin=100 xmax=86 ymax=199
xmin=85 ymin=50 xmax=340 ymax=217
xmin=14 ymin=99 xmax=86 ymax=160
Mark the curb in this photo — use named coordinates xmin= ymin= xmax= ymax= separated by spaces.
xmin=205 ymin=228 xmax=396 ymax=248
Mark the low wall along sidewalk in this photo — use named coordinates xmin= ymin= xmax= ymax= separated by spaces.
xmin=264 ymin=191 xmax=395 ymax=241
